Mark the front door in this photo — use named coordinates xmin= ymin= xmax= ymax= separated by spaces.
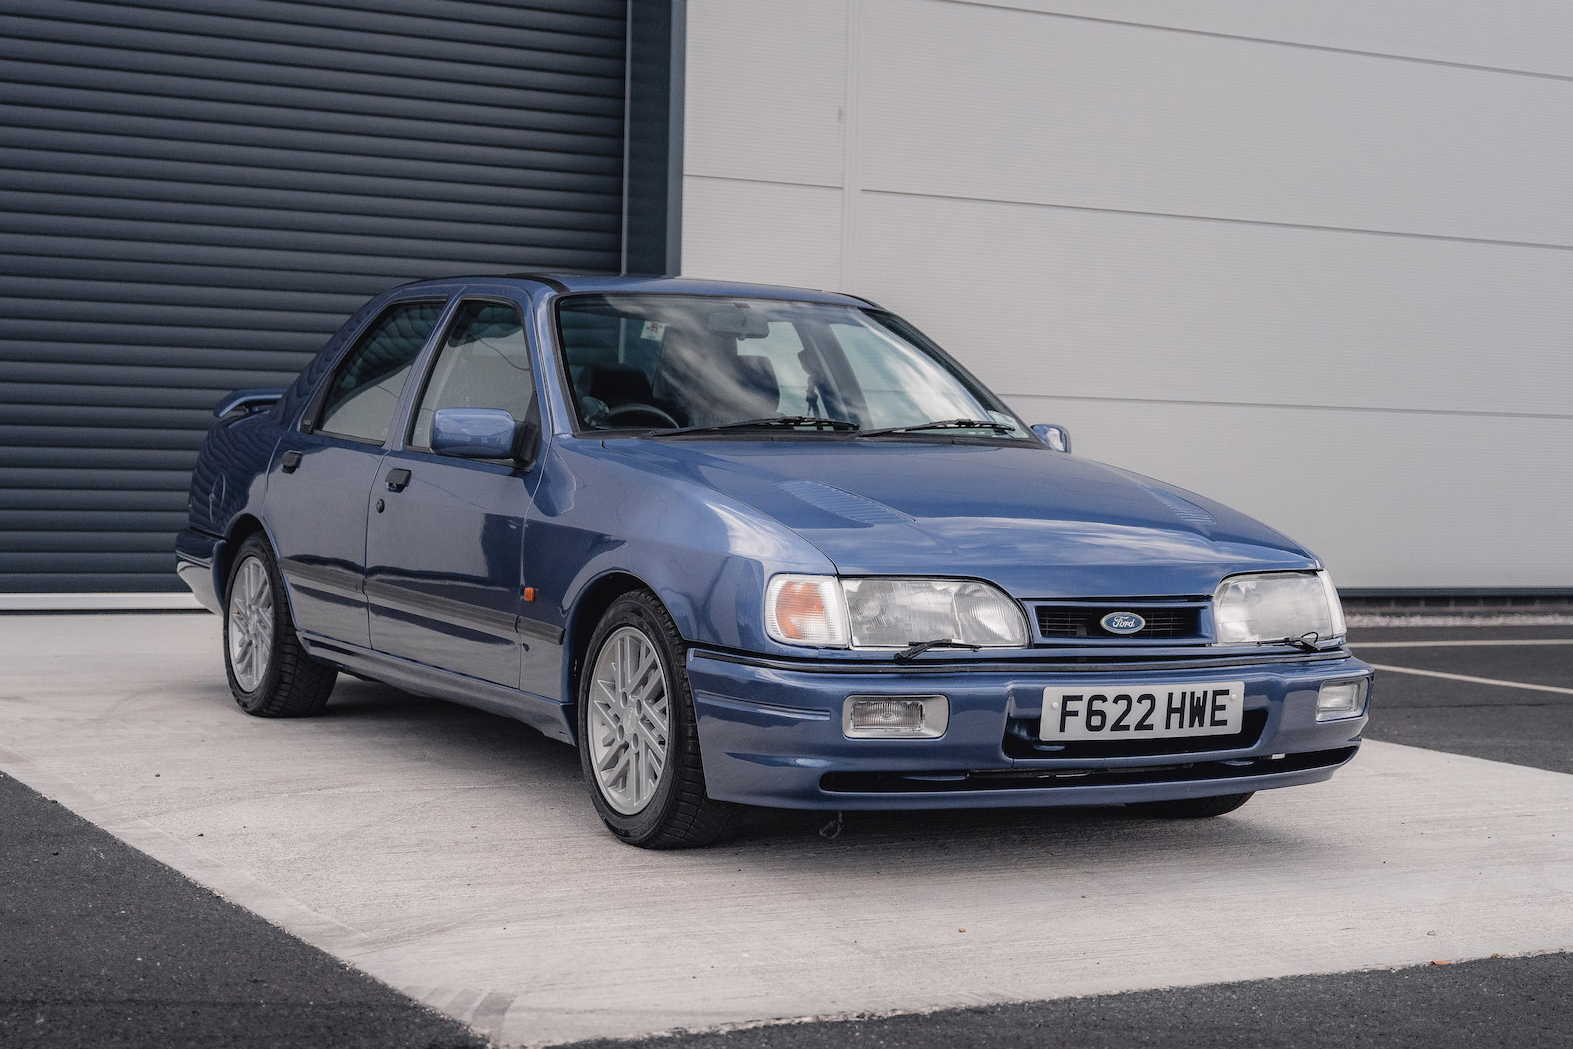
xmin=364 ymin=299 xmax=540 ymax=687
xmin=266 ymin=298 xmax=446 ymax=647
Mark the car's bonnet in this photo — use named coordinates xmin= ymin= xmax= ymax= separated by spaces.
xmin=602 ymin=439 xmax=1318 ymax=599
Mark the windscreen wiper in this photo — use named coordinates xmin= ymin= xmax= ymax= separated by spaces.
xmin=856 ymin=418 xmax=1019 ymax=439
xmin=895 ymin=638 xmax=982 ymax=661
xmin=1264 ymin=632 xmax=1324 ymax=652
xmin=649 ymin=415 xmax=859 ymax=437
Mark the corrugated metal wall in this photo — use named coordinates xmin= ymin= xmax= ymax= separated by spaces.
xmin=0 ymin=0 xmax=629 ymax=593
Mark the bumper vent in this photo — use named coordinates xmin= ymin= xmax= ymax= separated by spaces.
xmin=819 ymin=747 xmax=1357 ymax=794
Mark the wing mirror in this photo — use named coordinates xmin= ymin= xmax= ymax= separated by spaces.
xmin=1031 ymin=423 xmax=1072 ymax=453
xmin=431 ymin=407 xmax=539 ymax=467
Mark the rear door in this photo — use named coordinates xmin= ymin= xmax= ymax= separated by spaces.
xmin=266 ymin=297 xmax=446 ymax=647
xmin=364 ymin=297 xmax=541 ymax=686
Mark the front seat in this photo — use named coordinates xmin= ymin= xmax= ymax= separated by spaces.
xmin=654 ymin=331 xmax=781 ymax=426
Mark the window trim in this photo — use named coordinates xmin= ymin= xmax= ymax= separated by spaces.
xmin=306 ymin=296 xmax=449 ymax=445
xmin=402 ymin=295 xmax=540 ymax=460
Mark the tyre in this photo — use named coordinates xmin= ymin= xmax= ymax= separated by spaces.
xmin=1127 ymin=792 xmax=1254 ymax=818
xmin=576 ymin=591 xmax=744 ymax=848
xmin=223 ymin=535 xmax=337 ymax=717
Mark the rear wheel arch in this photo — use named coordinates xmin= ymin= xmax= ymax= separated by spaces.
xmin=220 ymin=515 xmax=267 ymax=595
xmin=220 ymin=516 xmax=305 ymax=631
xmin=206 ymin=514 xmax=270 ymax=605
xmin=222 ymin=533 xmax=336 ymax=717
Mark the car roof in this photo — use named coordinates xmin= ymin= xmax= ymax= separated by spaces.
xmin=393 ymin=272 xmax=877 ymax=308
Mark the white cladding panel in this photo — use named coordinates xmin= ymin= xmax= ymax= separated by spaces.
xmin=952 ymin=1 xmax=1573 ymax=80
xmin=858 ymin=0 xmax=1573 ymax=247
xmin=684 ymin=0 xmax=847 ymax=187
xmin=682 ymin=178 xmax=845 ymax=290
xmin=683 ymin=0 xmax=1573 ymax=589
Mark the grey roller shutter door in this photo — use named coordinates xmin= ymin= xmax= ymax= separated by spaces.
xmin=0 ymin=0 xmax=628 ymax=593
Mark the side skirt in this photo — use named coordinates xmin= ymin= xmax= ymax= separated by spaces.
xmin=299 ymin=633 xmax=576 ymax=744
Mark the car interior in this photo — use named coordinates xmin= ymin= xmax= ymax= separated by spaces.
xmin=409 ymin=305 xmax=538 ymax=449
xmin=563 ymin=299 xmax=864 ymax=431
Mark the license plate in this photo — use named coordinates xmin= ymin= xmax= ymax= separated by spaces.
xmin=1041 ymin=682 xmax=1245 ymax=741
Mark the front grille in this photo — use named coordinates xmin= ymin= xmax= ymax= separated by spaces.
xmin=818 ymin=747 xmax=1356 ymax=794
xmin=1002 ymin=709 xmax=1268 ymax=759
xmin=1032 ymin=603 xmax=1205 ymax=641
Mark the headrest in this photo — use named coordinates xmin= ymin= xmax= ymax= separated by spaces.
xmin=583 ymin=362 xmax=654 ymax=408
xmin=737 ymin=355 xmax=779 ymax=407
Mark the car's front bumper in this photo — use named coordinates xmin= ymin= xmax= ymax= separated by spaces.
xmin=688 ymin=650 xmax=1372 ymax=810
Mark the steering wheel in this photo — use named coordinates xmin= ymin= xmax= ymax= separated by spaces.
xmin=604 ymin=403 xmax=680 ymax=428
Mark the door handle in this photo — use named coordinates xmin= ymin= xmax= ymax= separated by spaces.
xmin=385 ymin=468 xmax=412 ymax=492
xmin=280 ymin=450 xmax=302 ymax=473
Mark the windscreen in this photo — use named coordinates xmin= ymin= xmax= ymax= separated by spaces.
xmin=555 ymin=295 xmax=1028 ymax=437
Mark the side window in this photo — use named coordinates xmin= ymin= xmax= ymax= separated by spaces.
xmin=410 ymin=301 xmax=533 ymax=450
xmin=317 ymin=300 xmax=443 ymax=443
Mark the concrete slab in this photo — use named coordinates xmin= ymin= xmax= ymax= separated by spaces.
xmin=3 ymin=614 xmax=1572 ymax=1046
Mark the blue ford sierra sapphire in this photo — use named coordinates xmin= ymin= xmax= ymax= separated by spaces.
xmin=177 ymin=274 xmax=1373 ymax=848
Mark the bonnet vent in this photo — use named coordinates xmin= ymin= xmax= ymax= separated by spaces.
xmin=1138 ymin=485 xmax=1216 ymax=528
xmin=776 ymin=481 xmax=913 ymax=525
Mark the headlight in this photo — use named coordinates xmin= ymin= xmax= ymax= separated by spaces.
xmin=1213 ymin=570 xmax=1345 ymax=645
xmin=765 ymin=575 xmax=1028 ymax=649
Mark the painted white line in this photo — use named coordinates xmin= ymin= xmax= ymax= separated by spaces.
xmin=0 ymin=592 xmax=204 ymax=611
xmin=1355 ymin=639 xmax=1573 ymax=649
xmin=1369 ymin=663 xmax=1573 ymax=697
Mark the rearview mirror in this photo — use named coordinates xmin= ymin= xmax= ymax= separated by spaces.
xmin=706 ymin=305 xmax=769 ymax=339
xmin=431 ymin=407 xmax=521 ymax=461
xmin=1032 ymin=423 xmax=1071 ymax=453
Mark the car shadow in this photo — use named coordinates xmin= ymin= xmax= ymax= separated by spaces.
xmin=309 ymin=678 xmax=1316 ymax=866
xmin=730 ymin=801 xmax=1307 ymax=863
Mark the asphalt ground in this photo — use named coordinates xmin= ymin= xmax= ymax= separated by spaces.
xmin=0 ymin=768 xmax=482 ymax=1049
xmin=2 ymin=615 xmax=1569 ymax=1047
xmin=560 ymin=953 xmax=1573 ymax=1049
xmin=1347 ymin=624 xmax=1573 ymax=775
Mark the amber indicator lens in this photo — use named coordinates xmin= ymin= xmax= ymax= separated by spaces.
xmin=764 ymin=575 xmax=849 ymax=646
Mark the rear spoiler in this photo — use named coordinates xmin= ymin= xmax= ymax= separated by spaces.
xmin=214 ymin=387 xmax=285 ymax=419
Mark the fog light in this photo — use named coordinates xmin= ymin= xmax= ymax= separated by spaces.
xmin=1316 ymin=680 xmax=1367 ymax=721
xmin=843 ymin=695 xmax=949 ymax=738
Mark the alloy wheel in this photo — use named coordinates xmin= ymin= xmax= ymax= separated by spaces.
xmin=587 ymin=625 xmax=670 ymax=814
xmin=227 ymin=555 xmax=275 ymax=693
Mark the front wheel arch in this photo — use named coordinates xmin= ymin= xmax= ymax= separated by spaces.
xmin=563 ymin=570 xmax=659 ymax=725
xmin=575 ymin=588 xmax=743 ymax=848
